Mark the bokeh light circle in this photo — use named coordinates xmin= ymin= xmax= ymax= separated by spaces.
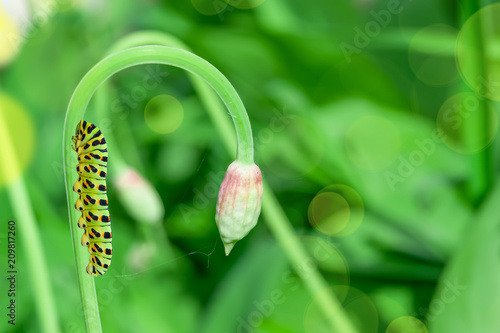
xmin=225 ymin=0 xmax=266 ymax=9
xmin=346 ymin=115 xmax=401 ymax=171
xmin=301 ymin=236 xmax=350 ymax=286
xmin=0 ymin=18 xmax=21 ymax=67
xmin=144 ymin=94 xmax=184 ymax=134
xmin=457 ymin=3 xmax=500 ymax=100
xmin=436 ymin=92 xmax=498 ymax=153
xmin=0 ymin=93 xmax=35 ymax=187
xmin=191 ymin=0 xmax=227 ymax=15
xmin=308 ymin=185 xmax=364 ymax=237
xmin=309 ymin=193 xmax=350 ymax=235
xmin=386 ymin=316 xmax=428 ymax=333
xmin=408 ymin=24 xmax=459 ymax=86
xmin=259 ymin=115 xmax=323 ymax=179
xmin=370 ymin=293 xmax=409 ymax=323
xmin=304 ymin=286 xmax=378 ymax=333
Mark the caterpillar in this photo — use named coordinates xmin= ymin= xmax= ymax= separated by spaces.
xmin=72 ymin=120 xmax=112 ymax=276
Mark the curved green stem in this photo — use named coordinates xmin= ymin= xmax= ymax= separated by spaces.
xmin=63 ymin=45 xmax=255 ymax=332
xmin=0 ymin=104 xmax=60 ymax=333
xmin=92 ymin=31 xmax=357 ymax=333
xmin=95 ymin=31 xmax=236 ymax=160
xmin=67 ymin=45 xmax=252 ymax=163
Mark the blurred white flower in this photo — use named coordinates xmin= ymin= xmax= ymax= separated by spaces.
xmin=114 ymin=167 xmax=165 ymax=225
xmin=0 ymin=0 xmax=29 ymax=66
xmin=126 ymin=242 xmax=156 ymax=272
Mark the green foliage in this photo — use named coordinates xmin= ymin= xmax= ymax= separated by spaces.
xmin=0 ymin=0 xmax=497 ymax=332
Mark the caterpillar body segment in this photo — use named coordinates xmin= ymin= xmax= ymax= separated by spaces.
xmin=81 ymin=226 xmax=113 ymax=244
xmin=75 ymin=193 xmax=108 ymax=211
xmin=77 ymin=151 xmax=108 ymax=165
xmin=73 ymin=177 xmax=107 ymax=194
xmin=72 ymin=120 xmax=112 ymax=276
xmin=76 ymin=163 xmax=107 ymax=179
xmin=77 ymin=210 xmax=111 ymax=229
xmin=73 ymin=137 xmax=108 ymax=156
xmin=87 ymin=255 xmax=111 ymax=276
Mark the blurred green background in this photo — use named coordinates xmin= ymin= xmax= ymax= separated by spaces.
xmin=1 ymin=0 xmax=500 ymax=332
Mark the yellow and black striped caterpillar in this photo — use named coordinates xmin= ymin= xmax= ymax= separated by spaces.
xmin=72 ymin=120 xmax=112 ymax=276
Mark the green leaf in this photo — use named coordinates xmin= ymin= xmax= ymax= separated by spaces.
xmin=428 ymin=183 xmax=500 ymax=332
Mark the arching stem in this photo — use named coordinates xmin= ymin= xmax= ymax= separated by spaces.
xmin=97 ymin=33 xmax=358 ymax=333
xmin=63 ymin=45 xmax=255 ymax=332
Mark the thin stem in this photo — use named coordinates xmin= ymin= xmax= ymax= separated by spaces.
xmin=460 ymin=0 xmax=493 ymax=205
xmin=93 ymin=31 xmax=357 ymax=333
xmin=0 ymin=107 xmax=60 ymax=333
xmin=261 ymin=189 xmax=358 ymax=332
xmin=63 ymin=45 xmax=254 ymax=332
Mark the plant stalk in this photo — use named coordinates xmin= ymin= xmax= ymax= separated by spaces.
xmin=65 ymin=42 xmax=357 ymax=333
xmin=0 ymin=104 xmax=60 ymax=333
xmin=460 ymin=0 xmax=493 ymax=205
xmin=108 ymin=32 xmax=357 ymax=332
xmin=63 ymin=45 xmax=255 ymax=332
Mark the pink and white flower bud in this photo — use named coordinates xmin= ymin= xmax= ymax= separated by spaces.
xmin=216 ymin=161 xmax=263 ymax=255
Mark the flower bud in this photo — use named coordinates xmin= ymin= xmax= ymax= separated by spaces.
xmin=114 ymin=167 xmax=165 ymax=225
xmin=216 ymin=161 xmax=263 ymax=255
